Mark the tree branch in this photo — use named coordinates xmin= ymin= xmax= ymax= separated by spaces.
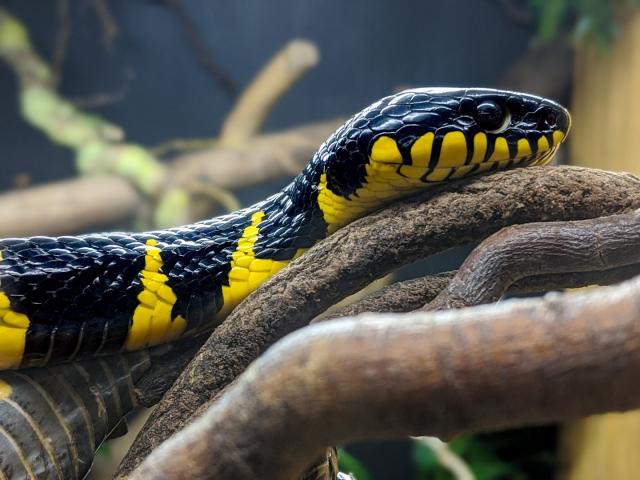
xmin=117 ymin=166 xmax=640 ymax=476
xmin=425 ymin=209 xmax=640 ymax=311
xmin=320 ymin=263 xmax=640 ymax=321
xmin=0 ymin=119 xmax=341 ymax=237
xmin=129 ymin=273 xmax=640 ymax=480
xmin=0 ymin=8 xmax=326 ymax=231
xmin=219 ymin=40 xmax=320 ymax=147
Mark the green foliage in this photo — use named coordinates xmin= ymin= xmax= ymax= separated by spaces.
xmin=340 ymin=428 xmax=555 ymax=480
xmin=413 ymin=436 xmax=526 ymax=480
xmin=338 ymin=448 xmax=372 ymax=480
xmin=528 ymin=0 xmax=640 ymax=49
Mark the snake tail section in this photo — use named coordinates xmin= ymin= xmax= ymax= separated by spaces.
xmin=0 ymin=350 xmax=151 ymax=479
xmin=0 ymin=88 xmax=571 ymax=369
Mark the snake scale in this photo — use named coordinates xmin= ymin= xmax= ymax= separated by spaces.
xmin=0 ymin=88 xmax=570 ymax=479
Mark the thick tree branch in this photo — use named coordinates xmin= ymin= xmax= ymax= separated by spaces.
xmin=117 ymin=166 xmax=640 ymax=475
xmin=0 ymin=175 xmax=141 ymax=236
xmin=130 ymin=274 xmax=640 ymax=480
xmin=426 ymin=209 xmax=640 ymax=310
xmin=131 ymin=262 xmax=640 ymax=427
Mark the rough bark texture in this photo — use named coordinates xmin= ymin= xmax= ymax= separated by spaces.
xmin=131 ymin=262 xmax=640 ymax=436
xmin=321 ymin=265 xmax=640 ymax=321
xmin=117 ymin=166 xmax=640 ymax=476
xmin=319 ymin=273 xmax=455 ymax=320
xmin=426 ymin=209 xmax=640 ymax=310
xmin=130 ymin=274 xmax=640 ymax=480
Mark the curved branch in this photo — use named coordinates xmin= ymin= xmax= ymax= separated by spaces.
xmin=318 ymin=273 xmax=454 ymax=320
xmin=117 ymin=166 xmax=640 ymax=475
xmin=321 ymin=263 xmax=640 ymax=321
xmin=426 ymin=209 xmax=640 ymax=310
xmin=130 ymin=274 xmax=640 ymax=480
xmin=219 ymin=39 xmax=320 ymax=146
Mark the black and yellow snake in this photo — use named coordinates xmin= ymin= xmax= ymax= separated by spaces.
xmin=0 ymin=88 xmax=570 ymax=479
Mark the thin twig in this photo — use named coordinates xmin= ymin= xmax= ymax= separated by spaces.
xmin=51 ymin=0 xmax=71 ymax=86
xmin=414 ymin=437 xmax=475 ymax=480
xmin=162 ymin=0 xmax=236 ymax=96
xmin=88 ymin=0 xmax=118 ymax=48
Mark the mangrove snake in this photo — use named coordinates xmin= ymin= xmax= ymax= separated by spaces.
xmin=0 ymin=88 xmax=570 ymax=479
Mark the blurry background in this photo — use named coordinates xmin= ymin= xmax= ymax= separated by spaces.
xmin=0 ymin=0 xmax=637 ymax=479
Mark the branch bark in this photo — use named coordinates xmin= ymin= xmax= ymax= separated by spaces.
xmin=129 ymin=273 xmax=640 ymax=480
xmin=321 ymin=264 xmax=640 ymax=321
xmin=426 ymin=209 xmax=640 ymax=310
xmin=117 ymin=165 xmax=640 ymax=476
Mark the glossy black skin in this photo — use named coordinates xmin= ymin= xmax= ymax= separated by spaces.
xmin=0 ymin=350 xmax=151 ymax=479
xmin=322 ymin=88 xmax=569 ymax=196
xmin=0 ymin=88 xmax=570 ymax=367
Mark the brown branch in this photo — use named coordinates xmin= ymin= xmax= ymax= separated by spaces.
xmin=219 ymin=40 xmax=320 ymax=147
xmin=0 ymin=175 xmax=142 ymax=237
xmin=320 ymin=264 xmax=640 ymax=321
xmin=133 ymin=261 xmax=640 ymax=408
xmin=127 ymin=263 xmax=640 ymax=474
xmin=318 ymin=273 xmax=455 ymax=321
xmin=426 ymin=210 xmax=640 ymax=311
xmin=117 ymin=166 xmax=640 ymax=476
xmin=129 ymin=274 xmax=640 ymax=480
xmin=171 ymin=119 xmax=341 ymax=191
xmin=0 ymin=119 xmax=340 ymax=237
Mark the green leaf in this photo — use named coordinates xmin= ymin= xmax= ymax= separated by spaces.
xmin=412 ymin=440 xmax=444 ymax=479
xmin=338 ymin=448 xmax=372 ymax=480
xmin=537 ymin=0 xmax=570 ymax=40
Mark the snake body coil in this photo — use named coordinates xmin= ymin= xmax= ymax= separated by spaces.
xmin=0 ymin=88 xmax=571 ymax=479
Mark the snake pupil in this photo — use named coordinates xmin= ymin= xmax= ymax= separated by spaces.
xmin=475 ymin=101 xmax=505 ymax=131
xmin=545 ymin=109 xmax=558 ymax=127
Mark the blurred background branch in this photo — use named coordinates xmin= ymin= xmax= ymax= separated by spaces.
xmin=0 ymin=7 xmax=324 ymax=232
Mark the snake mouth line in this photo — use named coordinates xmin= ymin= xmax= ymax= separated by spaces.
xmin=373 ymin=141 xmax=562 ymax=184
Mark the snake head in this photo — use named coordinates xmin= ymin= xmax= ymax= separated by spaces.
xmin=316 ymin=87 xmax=571 ymax=231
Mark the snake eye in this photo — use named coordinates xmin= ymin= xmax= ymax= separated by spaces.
xmin=475 ymin=101 xmax=509 ymax=133
xmin=544 ymin=109 xmax=558 ymax=128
